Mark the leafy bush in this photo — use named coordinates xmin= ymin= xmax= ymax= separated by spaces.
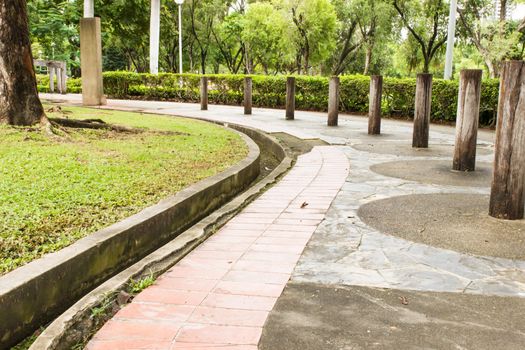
xmin=36 ymin=72 xmax=500 ymax=126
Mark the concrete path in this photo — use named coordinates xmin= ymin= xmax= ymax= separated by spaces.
xmin=86 ymin=146 xmax=349 ymax=349
xmin=41 ymin=94 xmax=525 ymax=349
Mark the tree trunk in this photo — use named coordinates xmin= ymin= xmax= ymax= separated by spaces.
xmin=363 ymin=45 xmax=372 ymax=75
xmin=0 ymin=0 xmax=44 ymax=125
xmin=422 ymin=58 xmax=430 ymax=74
xmin=453 ymin=69 xmax=482 ymax=171
xmin=413 ymin=73 xmax=433 ymax=148
xmin=485 ymin=58 xmax=498 ymax=79
xmin=489 ymin=60 xmax=525 ymax=220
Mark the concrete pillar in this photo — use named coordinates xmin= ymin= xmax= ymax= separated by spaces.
xmin=49 ymin=67 xmax=55 ymax=93
xmin=61 ymin=64 xmax=67 ymax=94
xmin=150 ymin=0 xmax=161 ymax=74
xmin=56 ymin=68 xmax=63 ymax=94
xmin=80 ymin=18 xmax=106 ymax=105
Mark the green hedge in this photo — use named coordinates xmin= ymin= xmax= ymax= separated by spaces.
xmin=37 ymin=72 xmax=499 ymax=126
xmin=36 ymin=74 xmax=82 ymax=94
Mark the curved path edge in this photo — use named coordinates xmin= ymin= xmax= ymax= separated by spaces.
xmin=1 ymin=123 xmax=260 ymax=350
xmin=85 ymin=146 xmax=349 ymax=350
xmin=28 ymin=124 xmax=293 ymax=350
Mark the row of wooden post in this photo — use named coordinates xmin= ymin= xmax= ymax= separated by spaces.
xmin=197 ymin=62 xmax=524 ymax=221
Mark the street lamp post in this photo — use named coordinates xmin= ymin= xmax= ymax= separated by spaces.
xmin=175 ymin=0 xmax=184 ymax=74
xmin=444 ymin=0 xmax=457 ymax=80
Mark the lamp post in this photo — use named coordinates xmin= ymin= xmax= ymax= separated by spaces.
xmin=150 ymin=0 xmax=160 ymax=74
xmin=84 ymin=0 xmax=94 ymax=18
xmin=175 ymin=0 xmax=184 ymax=74
xmin=444 ymin=0 xmax=457 ymax=80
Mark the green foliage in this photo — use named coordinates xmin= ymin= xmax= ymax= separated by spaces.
xmin=28 ymin=0 xmax=81 ymax=73
xmin=0 ymin=106 xmax=247 ymax=274
xmin=128 ymin=274 xmax=155 ymax=294
xmin=241 ymin=3 xmax=294 ymax=74
xmin=38 ymin=72 xmax=498 ymax=126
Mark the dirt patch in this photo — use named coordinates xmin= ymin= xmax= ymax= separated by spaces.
xmin=271 ymin=132 xmax=327 ymax=159
xmin=357 ymin=193 xmax=525 ymax=260
xmin=260 ymin=282 xmax=525 ymax=350
xmin=371 ymin=160 xmax=493 ymax=187
xmin=353 ymin=141 xmax=493 ymax=157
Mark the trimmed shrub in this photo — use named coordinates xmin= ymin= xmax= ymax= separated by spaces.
xmin=36 ymin=72 xmax=500 ymax=126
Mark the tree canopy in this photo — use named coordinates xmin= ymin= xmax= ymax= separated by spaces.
xmin=27 ymin=0 xmax=525 ymax=78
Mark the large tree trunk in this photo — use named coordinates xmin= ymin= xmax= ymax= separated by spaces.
xmin=0 ymin=0 xmax=45 ymax=125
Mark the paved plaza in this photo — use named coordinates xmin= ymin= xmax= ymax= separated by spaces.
xmin=42 ymin=94 xmax=525 ymax=349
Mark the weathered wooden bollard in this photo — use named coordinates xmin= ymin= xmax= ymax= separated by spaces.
xmin=489 ymin=61 xmax=525 ymax=220
xmin=244 ymin=77 xmax=252 ymax=115
xmin=453 ymin=69 xmax=482 ymax=171
xmin=327 ymin=76 xmax=339 ymax=126
xmin=200 ymin=76 xmax=208 ymax=111
xmin=412 ymin=73 xmax=433 ymax=148
xmin=286 ymin=77 xmax=295 ymax=120
xmin=368 ymin=75 xmax=383 ymax=135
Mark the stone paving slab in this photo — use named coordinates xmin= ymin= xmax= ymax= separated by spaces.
xmin=86 ymin=146 xmax=349 ymax=350
xmin=293 ymin=146 xmax=525 ymax=297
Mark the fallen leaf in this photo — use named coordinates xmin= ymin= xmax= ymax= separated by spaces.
xmin=399 ymin=296 xmax=409 ymax=305
xmin=300 ymin=202 xmax=309 ymax=208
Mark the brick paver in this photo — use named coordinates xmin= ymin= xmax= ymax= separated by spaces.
xmin=86 ymin=146 xmax=349 ymax=350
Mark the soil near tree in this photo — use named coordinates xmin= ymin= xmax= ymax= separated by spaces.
xmin=358 ymin=193 xmax=525 ymax=260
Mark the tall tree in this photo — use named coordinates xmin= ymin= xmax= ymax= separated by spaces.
xmin=393 ymin=0 xmax=448 ymax=73
xmin=187 ymin=0 xmax=228 ymax=73
xmin=241 ymin=3 xmax=294 ymax=74
xmin=0 ymin=0 xmax=45 ymax=125
xmin=287 ymin=0 xmax=337 ymax=74
xmin=28 ymin=0 xmax=81 ymax=74
xmin=329 ymin=0 xmax=361 ymax=75
xmin=212 ymin=12 xmax=245 ymax=74
xmin=458 ymin=0 xmax=520 ymax=78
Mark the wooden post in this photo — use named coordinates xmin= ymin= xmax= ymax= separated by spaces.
xmin=453 ymin=69 xmax=482 ymax=171
xmin=200 ymin=76 xmax=208 ymax=110
xmin=327 ymin=76 xmax=339 ymax=126
xmin=489 ymin=60 xmax=525 ymax=220
xmin=412 ymin=73 xmax=433 ymax=148
xmin=286 ymin=77 xmax=295 ymax=120
xmin=49 ymin=67 xmax=55 ymax=93
xmin=368 ymin=75 xmax=383 ymax=135
xmin=244 ymin=77 xmax=252 ymax=115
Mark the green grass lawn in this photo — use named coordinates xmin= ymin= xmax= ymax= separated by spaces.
xmin=0 ymin=105 xmax=248 ymax=274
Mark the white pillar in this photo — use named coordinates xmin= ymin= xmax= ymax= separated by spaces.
xmin=444 ymin=0 xmax=457 ymax=80
xmin=150 ymin=0 xmax=161 ymax=74
xmin=84 ymin=0 xmax=94 ymax=18
xmin=178 ymin=4 xmax=183 ymax=74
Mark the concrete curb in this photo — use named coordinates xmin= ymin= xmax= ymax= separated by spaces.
xmin=29 ymin=125 xmax=293 ymax=350
xmin=0 ymin=125 xmax=261 ymax=349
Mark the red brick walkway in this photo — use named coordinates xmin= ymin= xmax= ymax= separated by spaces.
xmin=87 ymin=146 xmax=349 ymax=350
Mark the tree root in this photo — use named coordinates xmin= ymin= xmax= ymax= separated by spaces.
xmin=50 ymin=117 xmax=143 ymax=133
xmin=42 ymin=106 xmax=191 ymax=137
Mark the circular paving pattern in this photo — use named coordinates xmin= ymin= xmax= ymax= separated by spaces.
xmin=352 ymin=142 xmax=493 ymax=157
xmin=370 ymin=160 xmax=493 ymax=187
xmin=357 ymin=193 xmax=525 ymax=260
